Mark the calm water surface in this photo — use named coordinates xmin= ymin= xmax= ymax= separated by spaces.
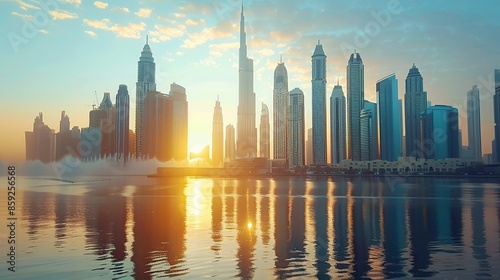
xmin=2 ymin=176 xmax=500 ymax=279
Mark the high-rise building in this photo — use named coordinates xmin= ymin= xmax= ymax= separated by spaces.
xmin=347 ymin=51 xmax=364 ymax=161
xmin=116 ymin=84 xmax=130 ymax=162
xmin=421 ymin=105 xmax=459 ymax=160
xmin=59 ymin=111 xmax=69 ymax=133
xmin=360 ymin=109 xmax=373 ymax=161
xmin=377 ymin=74 xmax=402 ymax=161
xmin=98 ymin=92 xmax=115 ymax=158
xmin=236 ymin=5 xmax=256 ymax=158
xmin=136 ymin=36 xmax=157 ymax=159
xmin=170 ymin=83 xmax=188 ymax=161
xmin=142 ymin=85 xmax=188 ymax=163
xmin=311 ymin=41 xmax=327 ymax=165
xmin=25 ymin=113 xmax=55 ymax=163
xmin=55 ymin=111 xmax=79 ymax=161
xmin=273 ymin=57 xmax=288 ymax=160
xmin=288 ymin=88 xmax=305 ymax=168
xmin=330 ymin=83 xmax=346 ymax=164
xmin=467 ymin=85 xmax=482 ymax=161
xmin=494 ymin=69 xmax=500 ymax=163
xmin=143 ymin=91 xmax=172 ymax=161
xmin=405 ymin=64 xmax=427 ymax=158
xmin=212 ymin=97 xmax=224 ymax=167
xmin=225 ymin=124 xmax=235 ymax=162
xmin=363 ymin=100 xmax=378 ymax=160
xmin=306 ymin=128 xmax=313 ymax=165
xmin=260 ymin=102 xmax=270 ymax=158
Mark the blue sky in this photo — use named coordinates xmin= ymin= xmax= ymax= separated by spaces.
xmin=1 ymin=0 xmax=499 ymax=162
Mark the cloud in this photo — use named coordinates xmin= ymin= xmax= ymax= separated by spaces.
xmin=94 ymin=1 xmax=108 ymax=9
xmin=63 ymin=0 xmax=81 ymax=6
xmin=49 ymin=10 xmax=78 ymax=20
xmin=257 ymin=48 xmax=275 ymax=56
xmin=182 ymin=27 xmax=233 ymax=48
xmin=135 ymin=8 xmax=153 ymax=18
xmin=186 ymin=18 xmax=205 ymax=26
xmin=83 ymin=18 xmax=146 ymax=38
xmin=174 ymin=13 xmax=186 ymax=18
xmin=39 ymin=29 xmax=48 ymax=34
xmin=208 ymin=42 xmax=238 ymax=57
xmin=16 ymin=0 xmax=40 ymax=10
xmin=11 ymin=11 xmax=33 ymax=21
xmin=84 ymin=30 xmax=97 ymax=38
xmin=149 ymin=24 xmax=185 ymax=42
xmin=110 ymin=22 xmax=146 ymax=38
xmin=112 ymin=7 xmax=129 ymax=13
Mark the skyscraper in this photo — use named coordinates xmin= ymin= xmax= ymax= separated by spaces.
xmin=98 ymin=92 xmax=115 ymax=158
xmin=306 ymin=128 xmax=312 ymax=165
xmin=142 ymin=84 xmax=188 ymax=162
xmin=225 ymin=124 xmax=235 ymax=162
xmin=347 ymin=51 xmax=364 ymax=161
xmin=311 ymin=41 xmax=327 ymax=165
xmin=360 ymin=109 xmax=373 ymax=161
xmin=288 ymin=88 xmax=305 ymax=168
xmin=25 ymin=113 xmax=55 ymax=163
xmin=212 ymin=97 xmax=224 ymax=167
xmin=494 ymin=69 xmax=500 ymax=163
xmin=363 ymin=100 xmax=378 ymax=160
xmin=260 ymin=102 xmax=270 ymax=158
xmin=237 ymin=4 xmax=256 ymax=158
xmin=136 ymin=36 xmax=156 ymax=159
xmin=421 ymin=105 xmax=459 ymax=160
xmin=405 ymin=64 xmax=427 ymax=158
xmin=116 ymin=84 xmax=129 ymax=162
xmin=170 ymin=83 xmax=188 ymax=161
xmin=143 ymin=91 xmax=172 ymax=161
xmin=377 ymin=74 xmax=401 ymax=161
xmin=330 ymin=83 xmax=346 ymax=164
xmin=59 ymin=111 xmax=69 ymax=133
xmin=273 ymin=57 xmax=288 ymax=160
xmin=467 ymin=85 xmax=482 ymax=161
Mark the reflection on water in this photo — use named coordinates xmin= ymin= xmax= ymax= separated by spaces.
xmin=9 ymin=176 xmax=500 ymax=279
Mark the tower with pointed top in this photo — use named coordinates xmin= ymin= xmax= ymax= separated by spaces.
xmin=311 ymin=41 xmax=327 ymax=165
xmin=237 ymin=4 xmax=257 ymax=158
xmin=273 ymin=56 xmax=288 ymax=161
xmin=404 ymin=64 xmax=427 ymax=158
xmin=212 ymin=97 xmax=224 ymax=167
xmin=330 ymin=82 xmax=346 ymax=164
xmin=116 ymin=84 xmax=130 ymax=162
xmin=260 ymin=102 xmax=270 ymax=158
xmin=347 ymin=51 xmax=364 ymax=161
xmin=135 ymin=36 xmax=156 ymax=159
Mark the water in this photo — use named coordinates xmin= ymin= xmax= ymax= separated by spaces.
xmin=2 ymin=176 xmax=500 ymax=279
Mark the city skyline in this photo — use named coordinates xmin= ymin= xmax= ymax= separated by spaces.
xmin=2 ymin=0 xmax=500 ymax=163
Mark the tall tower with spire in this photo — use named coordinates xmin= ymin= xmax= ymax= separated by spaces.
xmin=311 ymin=41 xmax=327 ymax=165
xmin=236 ymin=4 xmax=257 ymax=158
xmin=212 ymin=97 xmax=224 ymax=167
xmin=347 ymin=50 xmax=364 ymax=161
xmin=273 ymin=56 xmax=288 ymax=161
xmin=135 ymin=36 xmax=156 ymax=159
xmin=404 ymin=64 xmax=427 ymax=158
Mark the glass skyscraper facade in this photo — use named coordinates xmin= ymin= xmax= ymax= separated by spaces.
xmin=330 ymin=84 xmax=346 ymax=164
xmin=421 ymin=105 xmax=459 ymax=160
xmin=288 ymin=88 xmax=305 ymax=168
xmin=404 ymin=64 xmax=427 ymax=159
xmin=467 ymin=85 xmax=482 ymax=161
xmin=273 ymin=59 xmax=289 ymax=161
xmin=377 ymin=74 xmax=402 ymax=161
xmin=347 ymin=51 xmax=364 ymax=161
xmin=494 ymin=69 xmax=500 ymax=163
xmin=311 ymin=42 xmax=327 ymax=165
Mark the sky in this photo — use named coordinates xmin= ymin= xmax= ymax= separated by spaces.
xmin=1 ymin=0 xmax=499 ymax=163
